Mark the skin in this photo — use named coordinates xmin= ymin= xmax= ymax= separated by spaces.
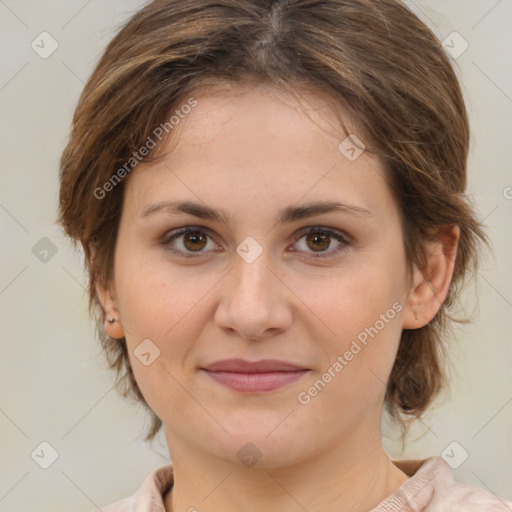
xmin=97 ymin=83 xmax=459 ymax=512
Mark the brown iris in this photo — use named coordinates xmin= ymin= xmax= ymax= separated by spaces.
xmin=183 ymin=230 xmax=208 ymax=251
xmin=305 ymin=232 xmax=330 ymax=252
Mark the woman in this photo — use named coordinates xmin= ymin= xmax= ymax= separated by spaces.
xmin=58 ymin=0 xmax=512 ymax=510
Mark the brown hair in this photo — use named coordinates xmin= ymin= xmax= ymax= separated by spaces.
xmin=58 ymin=0 xmax=488 ymax=442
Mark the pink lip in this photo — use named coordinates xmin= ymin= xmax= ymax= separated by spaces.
xmin=201 ymin=358 xmax=309 ymax=392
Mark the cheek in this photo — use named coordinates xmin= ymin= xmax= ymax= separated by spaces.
xmin=299 ymin=289 xmax=404 ymax=423
xmin=115 ymin=263 xmax=203 ymax=416
xmin=115 ymin=249 xmax=199 ymax=336
xmin=303 ymin=249 xmax=406 ymax=391
xmin=114 ymin=253 xmax=216 ymax=378
xmin=306 ymin=258 xmax=404 ymax=337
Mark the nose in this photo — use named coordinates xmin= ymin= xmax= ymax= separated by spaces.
xmin=214 ymin=250 xmax=293 ymax=342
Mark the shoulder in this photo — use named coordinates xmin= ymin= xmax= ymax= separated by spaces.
xmin=91 ymin=463 xmax=174 ymax=512
xmin=380 ymin=456 xmax=512 ymax=511
xmin=427 ymin=463 xmax=512 ymax=512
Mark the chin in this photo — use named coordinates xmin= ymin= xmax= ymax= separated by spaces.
xmin=200 ymin=417 xmax=317 ymax=469
xmin=216 ymin=436 xmax=307 ymax=470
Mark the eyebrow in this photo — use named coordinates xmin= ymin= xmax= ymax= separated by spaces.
xmin=140 ymin=200 xmax=373 ymax=226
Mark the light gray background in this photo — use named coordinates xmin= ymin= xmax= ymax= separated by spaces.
xmin=0 ymin=1 xmax=511 ymax=510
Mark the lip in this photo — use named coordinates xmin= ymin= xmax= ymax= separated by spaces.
xmin=203 ymin=358 xmax=308 ymax=373
xmin=200 ymin=358 xmax=309 ymax=392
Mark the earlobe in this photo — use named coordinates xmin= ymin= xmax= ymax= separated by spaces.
xmin=402 ymin=225 xmax=460 ymax=329
xmin=96 ymin=278 xmax=125 ymax=339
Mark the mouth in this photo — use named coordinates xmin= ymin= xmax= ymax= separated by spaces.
xmin=200 ymin=358 xmax=310 ymax=392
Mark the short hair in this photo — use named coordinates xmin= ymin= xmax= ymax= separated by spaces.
xmin=58 ymin=0 xmax=488 ymax=442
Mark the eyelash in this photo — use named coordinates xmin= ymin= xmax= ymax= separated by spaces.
xmin=160 ymin=225 xmax=350 ymax=260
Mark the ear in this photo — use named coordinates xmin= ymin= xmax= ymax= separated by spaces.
xmin=96 ymin=277 xmax=125 ymax=339
xmin=402 ymin=225 xmax=460 ymax=329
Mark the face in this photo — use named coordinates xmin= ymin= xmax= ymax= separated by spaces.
xmin=103 ymin=83 xmax=412 ymax=468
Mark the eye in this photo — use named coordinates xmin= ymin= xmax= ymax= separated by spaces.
xmin=291 ymin=226 xmax=350 ymax=258
xmin=160 ymin=226 xmax=219 ymax=258
xmin=160 ymin=225 xmax=350 ymax=260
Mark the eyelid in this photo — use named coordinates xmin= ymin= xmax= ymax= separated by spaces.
xmin=292 ymin=225 xmax=351 ymax=244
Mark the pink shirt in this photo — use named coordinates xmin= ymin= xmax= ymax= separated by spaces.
xmin=98 ymin=456 xmax=512 ymax=511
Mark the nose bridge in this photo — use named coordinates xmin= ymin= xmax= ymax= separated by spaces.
xmin=230 ymin=248 xmax=275 ymax=309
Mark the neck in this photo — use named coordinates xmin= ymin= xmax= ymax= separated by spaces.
xmin=163 ymin=429 xmax=409 ymax=512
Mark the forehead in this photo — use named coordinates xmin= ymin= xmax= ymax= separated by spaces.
xmin=124 ymin=83 xmax=395 ymax=222
xmin=169 ymin=82 xmax=355 ymax=154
